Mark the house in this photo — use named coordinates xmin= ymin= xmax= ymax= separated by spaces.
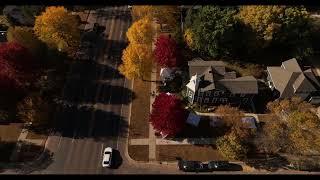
xmin=186 ymin=58 xmax=258 ymax=106
xmin=266 ymin=58 xmax=320 ymax=104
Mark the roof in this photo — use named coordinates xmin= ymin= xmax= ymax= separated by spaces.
xmin=282 ymin=58 xmax=302 ymax=72
xmin=267 ymin=59 xmax=320 ymax=99
xmin=186 ymin=74 xmax=200 ymax=92
xmin=218 ymin=76 xmax=258 ymax=94
xmin=187 ymin=58 xmax=258 ymax=94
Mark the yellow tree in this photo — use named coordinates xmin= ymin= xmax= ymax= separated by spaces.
xmin=6 ymin=26 xmax=45 ymax=57
xmin=184 ymin=28 xmax=195 ymax=49
xmin=118 ymin=43 xmax=153 ymax=80
xmin=152 ymin=6 xmax=179 ymax=29
xmin=34 ymin=6 xmax=80 ymax=54
xmin=131 ymin=5 xmax=153 ymax=21
xmin=126 ymin=17 xmax=154 ymax=45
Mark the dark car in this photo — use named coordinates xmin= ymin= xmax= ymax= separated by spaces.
xmin=208 ymin=161 xmax=243 ymax=171
xmin=178 ymin=160 xmax=208 ymax=172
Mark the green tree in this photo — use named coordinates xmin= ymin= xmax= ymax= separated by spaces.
xmin=6 ymin=26 xmax=46 ymax=58
xmin=185 ymin=6 xmax=243 ymax=58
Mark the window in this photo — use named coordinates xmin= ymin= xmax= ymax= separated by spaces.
xmin=229 ymin=93 xmax=235 ymax=97
xmin=188 ymin=90 xmax=194 ymax=98
xmin=212 ymin=98 xmax=218 ymax=103
xmin=220 ymin=98 xmax=228 ymax=103
xmin=198 ymin=91 xmax=204 ymax=96
xmin=197 ymin=97 xmax=202 ymax=103
xmin=242 ymin=98 xmax=248 ymax=103
xmin=206 ymin=91 xmax=211 ymax=97
xmin=204 ymin=98 xmax=210 ymax=103
xmin=214 ymin=91 xmax=220 ymax=97
xmin=240 ymin=94 xmax=246 ymax=97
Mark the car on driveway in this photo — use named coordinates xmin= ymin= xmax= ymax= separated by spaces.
xmin=102 ymin=147 xmax=113 ymax=168
xmin=208 ymin=161 xmax=243 ymax=171
xmin=178 ymin=160 xmax=208 ymax=172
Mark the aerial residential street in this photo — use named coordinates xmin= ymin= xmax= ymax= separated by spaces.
xmin=34 ymin=6 xmax=135 ymax=174
xmin=3 ymin=5 xmax=320 ymax=175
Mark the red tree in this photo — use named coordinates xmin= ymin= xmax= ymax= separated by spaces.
xmin=0 ymin=42 xmax=34 ymax=73
xmin=154 ymin=35 xmax=181 ymax=67
xmin=0 ymin=58 xmax=21 ymax=91
xmin=149 ymin=92 xmax=186 ymax=137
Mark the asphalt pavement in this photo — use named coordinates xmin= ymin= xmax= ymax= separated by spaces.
xmin=35 ymin=6 xmax=137 ymax=174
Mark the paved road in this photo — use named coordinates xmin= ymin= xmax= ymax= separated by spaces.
xmin=35 ymin=6 xmax=138 ymax=174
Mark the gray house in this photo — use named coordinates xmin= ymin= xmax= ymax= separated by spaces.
xmin=186 ymin=58 xmax=258 ymax=106
xmin=266 ymin=58 xmax=320 ymax=104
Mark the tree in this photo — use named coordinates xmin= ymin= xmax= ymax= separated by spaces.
xmin=267 ymin=96 xmax=313 ymax=115
xmin=126 ymin=17 xmax=154 ymax=44
xmin=257 ymin=117 xmax=289 ymax=154
xmin=238 ymin=6 xmax=313 ymax=59
xmin=118 ymin=43 xmax=153 ymax=80
xmin=34 ymin=6 xmax=80 ymax=54
xmin=185 ymin=6 xmax=242 ymax=58
xmin=6 ymin=26 xmax=46 ymax=58
xmin=152 ymin=6 xmax=179 ymax=29
xmin=131 ymin=5 xmax=153 ymax=21
xmin=0 ymin=58 xmax=21 ymax=91
xmin=184 ymin=28 xmax=195 ymax=49
xmin=215 ymin=105 xmax=252 ymax=139
xmin=216 ymin=132 xmax=248 ymax=160
xmin=154 ymin=34 xmax=181 ymax=67
xmin=17 ymin=95 xmax=50 ymax=127
xmin=260 ymin=98 xmax=320 ymax=155
xmin=0 ymin=42 xmax=34 ymax=73
xmin=149 ymin=92 xmax=186 ymax=137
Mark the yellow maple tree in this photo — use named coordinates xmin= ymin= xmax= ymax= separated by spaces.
xmin=131 ymin=5 xmax=153 ymax=21
xmin=118 ymin=43 xmax=153 ymax=80
xmin=126 ymin=17 xmax=154 ymax=45
xmin=34 ymin=6 xmax=80 ymax=53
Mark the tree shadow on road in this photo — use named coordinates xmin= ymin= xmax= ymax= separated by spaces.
xmin=51 ymin=106 xmax=129 ymax=141
xmin=244 ymin=154 xmax=289 ymax=172
xmin=0 ymin=141 xmax=53 ymax=174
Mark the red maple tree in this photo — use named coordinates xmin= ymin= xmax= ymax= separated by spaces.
xmin=149 ymin=92 xmax=186 ymax=137
xmin=0 ymin=42 xmax=34 ymax=73
xmin=0 ymin=58 xmax=21 ymax=91
xmin=154 ymin=34 xmax=181 ymax=67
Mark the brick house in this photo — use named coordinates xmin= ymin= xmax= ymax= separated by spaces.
xmin=186 ymin=58 xmax=258 ymax=106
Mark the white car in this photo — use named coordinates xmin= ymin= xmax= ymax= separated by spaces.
xmin=102 ymin=147 xmax=113 ymax=167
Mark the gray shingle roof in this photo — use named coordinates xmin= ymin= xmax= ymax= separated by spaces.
xmin=267 ymin=59 xmax=320 ymax=99
xmin=188 ymin=58 xmax=258 ymax=94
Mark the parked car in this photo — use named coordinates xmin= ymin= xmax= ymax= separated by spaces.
xmin=102 ymin=147 xmax=113 ymax=168
xmin=178 ymin=160 xmax=208 ymax=172
xmin=208 ymin=161 xmax=243 ymax=171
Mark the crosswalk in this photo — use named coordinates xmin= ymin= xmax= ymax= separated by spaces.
xmin=40 ymin=6 xmax=132 ymax=174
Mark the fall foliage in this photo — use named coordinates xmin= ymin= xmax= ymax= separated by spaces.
xmin=131 ymin=6 xmax=153 ymax=21
xmin=34 ymin=6 xmax=80 ymax=53
xmin=118 ymin=43 xmax=153 ymax=80
xmin=154 ymin=34 xmax=180 ymax=67
xmin=17 ymin=95 xmax=50 ymax=126
xmin=6 ymin=26 xmax=46 ymax=58
xmin=149 ymin=93 xmax=186 ymax=137
xmin=216 ymin=132 xmax=248 ymax=160
xmin=126 ymin=17 xmax=154 ymax=44
xmin=0 ymin=58 xmax=20 ymax=91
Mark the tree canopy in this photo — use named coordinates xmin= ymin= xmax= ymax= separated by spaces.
xmin=154 ymin=34 xmax=181 ymax=67
xmin=216 ymin=132 xmax=248 ymax=160
xmin=118 ymin=43 xmax=153 ymax=80
xmin=131 ymin=5 xmax=153 ymax=21
xmin=238 ymin=5 xmax=313 ymax=59
xmin=126 ymin=17 xmax=154 ymax=44
xmin=34 ymin=6 xmax=80 ymax=53
xmin=7 ymin=26 xmax=46 ymax=58
xmin=149 ymin=93 xmax=186 ymax=137
xmin=185 ymin=6 xmax=242 ymax=58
